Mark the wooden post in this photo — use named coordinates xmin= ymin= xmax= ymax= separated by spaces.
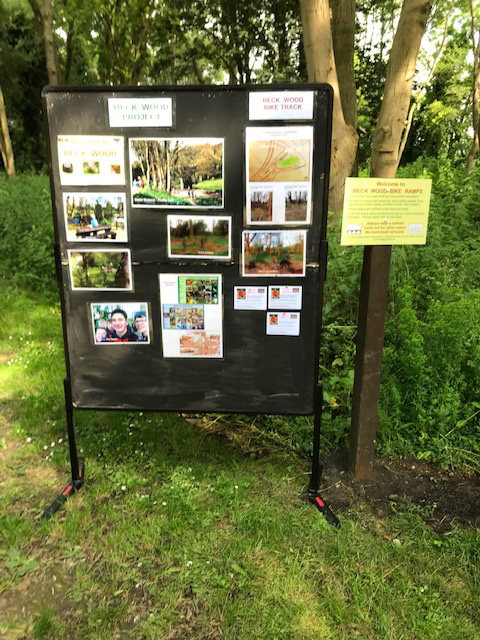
xmin=349 ymin=245 xmax=392 ymax=480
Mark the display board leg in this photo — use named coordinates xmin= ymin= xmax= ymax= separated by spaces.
xmin=307 ymin=384 xmax=340 ymax=527
xmin=41 ymin=379 xmax=85 ymax=521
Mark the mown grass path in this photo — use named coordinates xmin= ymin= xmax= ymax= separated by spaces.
xmin=1 ymin=282 xmax=479 ymax=639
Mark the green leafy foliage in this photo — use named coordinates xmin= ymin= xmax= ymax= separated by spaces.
xmin=0 ymin=174 xmax=56 ymax=297
xmin=319 ymin=158 xmax=480 ymax=468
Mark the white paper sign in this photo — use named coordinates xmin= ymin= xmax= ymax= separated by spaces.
xmin=249 ymin=92 xmax=314 ymax=120
xmin=266 ymin=312 xmax=300 ymax=336
xmin=57 ymin=135 xmax=125 ymax=186
xmin=268 ymin=285 xmax=302 ymax=310
xmin=108 ymin=98 xmax=173 ymax=127
xmin=234 ymin=286 xmax=267 ymax=310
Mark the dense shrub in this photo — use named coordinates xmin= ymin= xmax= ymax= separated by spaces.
xmin=0 ymin=174 xmax=56 ymax=297
xmin=320 ymin=158 xmax=480 ymax=468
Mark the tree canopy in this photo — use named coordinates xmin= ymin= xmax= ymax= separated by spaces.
xmin=1 ymin=0 xmax=479 ymax=180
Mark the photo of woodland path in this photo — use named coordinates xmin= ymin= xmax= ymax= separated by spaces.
xmin=70 ymin=251 xmax=131 ymax=289
xmin=249 ymin=139 xmax=311 ymax=182
xmin=64 ymin=194 xmax=126 ymax=241
xmin=169 ymin=217 xmax=230 ymax=257
xmin=285 ymin=188 xmax=308 ymax=222
xmin=243 ymin=231 xmax=305 ymax=275
xmin=130 ymin=139 xmax=223 ymax=207
xmin=250 ymin=190 xmax=273 ymax=221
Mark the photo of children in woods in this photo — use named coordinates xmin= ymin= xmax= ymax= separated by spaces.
xmin=68 ymin=250 xmax=132 ymax=290
xmin=63 ymin=193 xmax=127 ymax=242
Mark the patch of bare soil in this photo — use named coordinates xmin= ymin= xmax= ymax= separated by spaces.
xmin=320 ymin=451 xmax=480 ymax=532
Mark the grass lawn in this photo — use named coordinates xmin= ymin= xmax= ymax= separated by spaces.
xmin=194 ymin=179 xmax=222 ymax=190
xmin=72 ymin=265 xmax=118 ymax=289
xmin=1 ymin=280 xmax=479 ymax=639
xmin=133 ymin=188 xmax=191 ymax=205
xmin=171 ymin=235 xmax=229 ymax=256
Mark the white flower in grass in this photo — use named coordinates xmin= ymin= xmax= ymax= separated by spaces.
xmin=43 ymin=445 xmax=48 ymax=450
xmin=121 ymin=485 xmax=127 ymax=491
xmin=26 ymin=437 xmax=32 ymax=443
xmin=234 ymin=485 xmax=239 ymax=490
xmin=162 ymin=501 xmax=167 ymax=506
xmin=51 ymin=442 xmax=55 ymax=448
xmin=186 ymin=560 xmax=193 ymax=567
xmin=58 ymin=438 xmax=63 ymax=444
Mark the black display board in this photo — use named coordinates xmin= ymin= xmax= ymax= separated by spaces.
xmin=44 ymin=85 xmax=332 ymax=415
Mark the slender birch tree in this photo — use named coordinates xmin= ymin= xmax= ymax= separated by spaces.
xmin=0 ymin=86 xmax=16 ymax=178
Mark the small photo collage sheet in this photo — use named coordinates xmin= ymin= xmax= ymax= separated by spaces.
xmin=238 ymin=90 xmax=315 ymax=337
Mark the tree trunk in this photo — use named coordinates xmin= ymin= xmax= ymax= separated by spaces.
xmin=371 ymin=0 xmax=433 ymax=179
xmin=28 ymin=0 xmax=63 ymax=84
xmin=0 ymin=87 xmax=16 ymax=177
xmin=350 ymin=0 xmax=433 ymax=481
xmin=331 ymin=0 xmax=357 ymax=129
xmin=300 ymin=0 xmax=358 ymax=213
xmin=396 ymin=9 xmax=449 ymax=170
xmin=466 ymin=0 xmax=480 ymax=171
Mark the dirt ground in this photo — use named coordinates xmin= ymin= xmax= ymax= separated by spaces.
xmin=320 ymin=450 xmax=480 ymax=532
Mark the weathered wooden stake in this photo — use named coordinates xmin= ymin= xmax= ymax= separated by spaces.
xmin=349 ymin=245 xmax=392 ymax=480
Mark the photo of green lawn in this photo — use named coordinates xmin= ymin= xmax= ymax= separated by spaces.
xmin=168 ymin=215 xmax=231 ymax=259
xmin=130 ymin=138 xmax=223 ymax=208
xmin=68 ymin=250 xmax=132 ymax=290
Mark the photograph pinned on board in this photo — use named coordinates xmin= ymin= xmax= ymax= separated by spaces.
xmin=167 ymin=215 xmax=231 ymax=259
xmin=179 ymin=332 xmax=221 ymax=357
xmin=242 ymin=230 xmax=307 ymax=277
xmin=245 ymin=126 xmax=313 ymax=225
xmin=179 ymin=275 xmax=219 ymax=305
xmin=284 ymin=187 xmax=309 ymax=222
xmin=250 ymin=190 xmax=273 ymax=222
xmin=57 ymin=135 xmax=125 ymax=186
xmin=63 ymin=193 xmax=127 ymax=242
xmin=91 ymin=303 xmax=150 ymax=344
xmin=162 ymin=304 xmax=205 ymax=330
xmin=130 ymin=138 xmax=224 ymax=208
xmin=68 ymin=249 xmax=133 ymax=291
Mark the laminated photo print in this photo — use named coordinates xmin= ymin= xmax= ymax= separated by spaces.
xmin=68 ymin=249 xmax=133 ymax=291
xmin=130 ymin=138 xmax=224 ymax=208
xmin=63 ymin=193 xmax=127 ymax=242
xmin=91 ymin=303 xmax=150 ymax=344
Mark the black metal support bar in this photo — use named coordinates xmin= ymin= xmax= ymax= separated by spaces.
xmin=308 ymin=384 xmax=324 ymax=496
xmin=307 ymin=384 xmax=340 ymax=528
xmin=40 ymin=379 xmax=85 ymax=521
xmin=64 ymin=378 xmax=80 ymax=482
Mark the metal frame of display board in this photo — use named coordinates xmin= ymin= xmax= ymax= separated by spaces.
xmin=41 ymin=84 xmax=339 ymax=526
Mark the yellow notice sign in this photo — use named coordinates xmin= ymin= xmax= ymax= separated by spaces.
xmin=341 ymin=177 xmax=432 ymax=245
